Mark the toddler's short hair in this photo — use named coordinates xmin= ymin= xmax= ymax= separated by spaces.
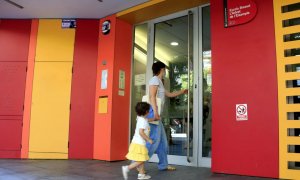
xmin=135 ymin=102 xmax=150 ymax=116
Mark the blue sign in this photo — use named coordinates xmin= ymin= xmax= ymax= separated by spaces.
xmin=62 ymin=19 xmax=76 ymax=28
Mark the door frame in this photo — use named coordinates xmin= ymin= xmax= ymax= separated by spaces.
xmin=198 ymin=4 xmax=211 ymax=168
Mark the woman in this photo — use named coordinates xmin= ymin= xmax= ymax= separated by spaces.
xmin=146 ymin=61 xmax=187 ymax=171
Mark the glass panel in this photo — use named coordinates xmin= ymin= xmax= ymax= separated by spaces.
xmin=286 ymin=80 xmax=300 ymax=88
xmin=287 ymin=96 xmax=300 ymax=104
xmin=284 ymin=32 xmax=300 ymax=42
xmin=130 ymin=24 xmax=148 ymax=139
xmin=283 ymin=17 xmax=300 ymax=27
xmin=288 ymin=145 xmax=300 ymax=153
xmin=287 ymin=112 xmax=300 ymax=120
xmin=288 ymin=162 xmax=300 ymax=170
xmin=284 ymin=48 xmax=300 ymax=57
xmin=202 ymin=6 xmax=212 ymax=158
xmin=285 ymin=63 xmax=300 ymax=72
xmin=288 ymin=128 xmax=300 ymax=136
xmin=282 ymin=2 xmax=300 ymax=13
xmin=154 ymin=15 xmax=193 ymax=157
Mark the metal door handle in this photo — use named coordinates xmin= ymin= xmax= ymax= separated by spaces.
xmin=187 ymin=10 xmax=193 ymax=163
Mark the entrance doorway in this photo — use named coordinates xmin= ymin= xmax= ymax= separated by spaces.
xmin=130 ymin=5 xmax=211 ymax=167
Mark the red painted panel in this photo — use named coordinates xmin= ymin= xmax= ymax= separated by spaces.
xmin=0 ymin=115 xmax=22 ymax=120
xmin=0 ymin=20 xmax=31 ymax=62
xmin=0 ymin=120 xmax=22 ymax=158
xmin=69 ymin=20 xmax=99 ymax=159
xmin=0 ymin=151 xmax=21 ymax=159
xmin=211 ymin=0 xmax=278 ymax=178
xmin=0 ymin=62 xmax=27 ymax=116
xmin=110 ymin=18 xmax=132 ymax=160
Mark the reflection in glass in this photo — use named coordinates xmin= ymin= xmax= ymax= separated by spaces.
xmin=130 ymin=24 xmax=148 ymax=139
xmin=154 ymin=15 xmax=193 ymax=157
xmin=202 ymin=6 xmax=212 ymax=158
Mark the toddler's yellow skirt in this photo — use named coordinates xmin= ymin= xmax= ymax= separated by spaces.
xmin=126 ymin=143 xmax=149 ymax=162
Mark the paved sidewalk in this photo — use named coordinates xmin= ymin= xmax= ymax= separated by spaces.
xmin=0 ymin=160 xmax=275 ymax=180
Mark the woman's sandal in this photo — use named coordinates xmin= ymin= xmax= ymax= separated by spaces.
xmin=166 ymin=166 xmax=176 ymax=171
xmin=138 ymin=166 xmax=176 ymax=172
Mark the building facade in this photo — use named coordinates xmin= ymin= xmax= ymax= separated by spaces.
xmin=0 ymin=0 xmax=300 ymax=179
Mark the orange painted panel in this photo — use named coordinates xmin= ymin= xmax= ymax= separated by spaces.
xmin=93 ymin=15 xmax=133 ymax=161
xmin=94 ymin=15 xmax=117 ymax=160
xmin=21 ymin=20 xmax=39 ymax=159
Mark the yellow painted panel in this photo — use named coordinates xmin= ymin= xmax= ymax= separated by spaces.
xmin=276 ymin=65 xmax=286 ymax=76
xmin=274 ymin=0 xmax=300 ymax=178
xmin=35 ymin=19 xmax=75 ymax=62
xmin=281 ymin=170 xmax=300 ymax=180
xmin=98 ymin=97 xmax=108 ymax=114
xmin=29 ymin=62 xmax=72 ymax=158
xmin=282 ymin=25 xmax=300 ymax=35
xmin=284 ymin=121 xmax=300 ymax=128
xmin=283 ymin=72 xmax=300 ymax=81
xmin=283 ymin=169 xmax=300 ymax=180
xmin=287 ymin=153 xmax=300 ymax=161
xmin=283 ymin=104 xmax=300 ymax=112
xmin=281 ymin=10 xmax=300 ymax=20
xmin=286 ymin=137 xmax=300 ymax=145
xmin=29 ymin=152 xmax=67 ymax=159
xmin=281 ymin=0 xmax=300 ymax=6
xmin=284 ymin=88 xmax=300 ymax=96
xmin=283 ymin=56 xmax=300 ymax=65
xmin=283 ymin=40 xmax=300 ymax=50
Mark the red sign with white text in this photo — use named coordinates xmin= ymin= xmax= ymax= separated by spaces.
xmin=224 ymin=0 xmax=257 ymax=27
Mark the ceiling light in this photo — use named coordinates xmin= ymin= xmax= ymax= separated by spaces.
xmin=170 ymin=42 xmax=179 ymax=46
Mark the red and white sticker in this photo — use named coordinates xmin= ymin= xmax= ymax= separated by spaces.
xmin=236 ymin=104 xmax=248 ymax=121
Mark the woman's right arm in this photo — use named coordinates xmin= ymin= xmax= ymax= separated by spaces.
xmin=149 ymin=85 xmax=160 ymax=120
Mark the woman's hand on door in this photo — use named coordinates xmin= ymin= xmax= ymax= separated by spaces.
xmin=181 ymin=89 xmax=188 ymax=94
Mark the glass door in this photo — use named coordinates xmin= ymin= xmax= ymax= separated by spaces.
xmin=147 ymin=8 xmax=199 ymax=166
xmin=130 ymin=5 xmax=211 ymax=167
